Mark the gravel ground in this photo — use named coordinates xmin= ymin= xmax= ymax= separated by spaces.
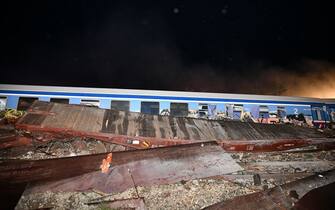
xmin=16 ymin=178 xmax=256 ymax=210
xmin=0 ymin=137 xmax=128 ymax=160
xmin=231 ymin=150 xmax=335 ymax=163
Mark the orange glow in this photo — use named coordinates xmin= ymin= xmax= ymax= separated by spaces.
xmin=267 ymin=60 xmax=335 ymax=99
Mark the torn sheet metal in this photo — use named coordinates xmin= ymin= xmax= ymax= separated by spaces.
xmin=0 ymin=124 xmax=32 ymax=149
xmin=16 ymin=101 xmax=227 ymax=142
xmin=0 ymin=142 xmax=217 ymax=184
xmin=293 ymin=182 xmax=335 ymax=210
xmin=204 ymin=169 xmax=335 ymax=210
xmin=16 ymin=101 xmax=326 ymax=144
xmin=220 ymin=138 xmax=335 ymax=152
xmin=23 ymin=143 xmax=242 ymax=194
xmin=13 ymin=101 xmax=334 ymax=152
xmin=0 ymin=136 xmax=32 ymax=149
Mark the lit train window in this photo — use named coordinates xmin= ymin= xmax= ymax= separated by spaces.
xmin=111 ymin=100 xmax=130 ymax=112
xmin=80 ymin=99 xmax=100 ymax=107
xmin=18 ymin=97 xmax=38 ymax=111
xmin=0 ymin=97 xmax=7 ymax=110
xmin=170 ymin=103 xmax=188 ymax=117
xmin=141 ymin=101 xmax=159 ymax=115
xmin=50 ymin=98 xmax=69 ymax=104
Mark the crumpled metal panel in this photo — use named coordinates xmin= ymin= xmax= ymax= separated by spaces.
xmin=24 ymin=143 xmax=242 ymax=194
xmin=16 ymin=101 xmax=325 ymax=143
xmin=13 ymin=101 xmax=335 ymax=152
xmin=204 ymin=169 xmax=335 ymax=210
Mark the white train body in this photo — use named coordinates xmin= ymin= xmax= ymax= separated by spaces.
xmin=0 ymin=84 xmax=334 ymax=126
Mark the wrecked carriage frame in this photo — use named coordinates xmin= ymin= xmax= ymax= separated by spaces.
xmin=10 ymin=101 xmax=335 ymax=152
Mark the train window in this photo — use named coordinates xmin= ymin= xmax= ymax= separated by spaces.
xmin=198 ymin=103 xmax=217 ymax=118
xmin=111 ymin=100 xmax=130 ymax=112
xmin=17 ymin=97 xmax=38 ymax=111
xmin=259 ymin=105 xmax=270 ymax=118
xmin=277 ymin=106 xmax=286 ymax=118
xmin=50 ymin=98 xmax=69 ymax=104
xmin=311 ymin=106 xmax=323 ymax=121
xmin=170 ymin=103 xmax=188 ymax=117
xmin=0 ymin=97 xmax=7 ymax=110
xmin=330 ymin=108 xmax=335 ymax=122
xmin=198 ymin=103 xmax=209 ymax=118
xmin=141 ymin=101 xmax=159 ymax=115
xmin=80 ymin=99 xmax=100 ymax=107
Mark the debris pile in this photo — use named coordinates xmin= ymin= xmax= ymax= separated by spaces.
xmin=1 ymin=109 xmax=25 ymax=124
xmin=0 ymin=101 xmax=335 ymax=209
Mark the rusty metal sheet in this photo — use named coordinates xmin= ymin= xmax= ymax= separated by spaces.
xmin=0 ymin=136 xmax=32 ymax=149
xmin=0 ymin=142 xmax=217 ymax=184
xmin=17 ymin=101 xmax=224 ymax=141
xmin=217 ymin=120 xmax=323 ymax=140
xmin=219 ymin=138 xmax=335 ymax=152
xmin=0 ymin=124 xmax=32 ymax=149
xmin=23 ymin=143 xmax=242 ymax=194
xmin=293 ymin=182 xmax=335 ymax=210
xmin=204 ymin=169 xmax=335 ymax=210
xmin=15 ymin=102 xmax=218 ymax=148
xmin=14 ymin=101 xmax=333 ymax=152
xmin=16 ymin=101 xmax=325 ymax=142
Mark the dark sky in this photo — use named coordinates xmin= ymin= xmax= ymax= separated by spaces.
xmin=1 ymin=1 xmax=335 ymax=97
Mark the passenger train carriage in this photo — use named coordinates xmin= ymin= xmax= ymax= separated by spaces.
xmin=0 ymin=84 xmax=334 ymax=127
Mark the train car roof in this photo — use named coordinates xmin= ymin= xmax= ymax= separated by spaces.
xmin=0 ymin=84 xmax=334 ymax=105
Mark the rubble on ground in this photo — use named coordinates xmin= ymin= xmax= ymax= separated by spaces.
xmin=16 ymin=178 xmax=256 ymax=210
xmin=1 ymin=101 xmax=335 ymax=210
xmin=0 ymin=134 xmax=128 ymax=160
xmin=10 ymin=144 xmax=335 ymax=210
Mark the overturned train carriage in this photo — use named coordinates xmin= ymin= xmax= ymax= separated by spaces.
xmin=11 ymin=100 xmax=334 ymax=153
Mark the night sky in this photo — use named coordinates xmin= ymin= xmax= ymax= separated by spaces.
xmin=1 ymin=1 xmax=335 ymax=98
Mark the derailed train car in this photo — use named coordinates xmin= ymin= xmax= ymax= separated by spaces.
xmin=0 ymin=84 xmax=334 ymax=128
